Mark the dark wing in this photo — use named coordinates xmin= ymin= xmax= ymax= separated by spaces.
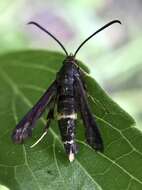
xmin=12 ymin=80 xmax=57 ymax=143
xmin=74 ymin=75 xmax=104 ymax=152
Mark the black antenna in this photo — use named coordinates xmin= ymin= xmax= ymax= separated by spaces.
xmin=28 ymin=21 xmax=68 ymax=56
xmin=74 ymin=20 xmax=121 ymax=57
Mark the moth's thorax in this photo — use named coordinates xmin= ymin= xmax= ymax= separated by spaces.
xmin=58 ymin=58 xmax=78 ymax=82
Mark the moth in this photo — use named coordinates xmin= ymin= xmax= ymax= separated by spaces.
xmin=12 ymin=20 xmax=121 ymax=162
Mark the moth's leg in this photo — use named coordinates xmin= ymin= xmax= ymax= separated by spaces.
xmin=30 ymin=107 xmax=55 ymax=148
xmin=74 ymin=75 xmax=104 ymax=152
xmin=44 ymin=94 xmax=56 ymax=132
xmin=12 ymin=81 xmax=57 ymax=144
xmin=44 ymin=108 xmax=54 ymax=130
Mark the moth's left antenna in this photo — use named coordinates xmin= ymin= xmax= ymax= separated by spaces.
xmin=28 ymin=21 xmax=68 ymax=56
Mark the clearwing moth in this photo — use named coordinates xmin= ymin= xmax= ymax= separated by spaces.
xmin=12 ymin=20 xmax=121 ymax=162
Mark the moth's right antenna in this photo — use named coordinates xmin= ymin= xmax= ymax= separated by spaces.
xmin=28 ymin=21 xmax=68 ymax=56
xmin=74 ymin=20 xmax=121 ymax=57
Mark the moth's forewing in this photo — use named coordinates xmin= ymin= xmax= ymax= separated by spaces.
xmin=12 ymin=81 xmax=57 ymax=143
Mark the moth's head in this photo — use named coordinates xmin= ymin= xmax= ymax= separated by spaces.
xmin=63 ymin=54 xmax=77 ymax=65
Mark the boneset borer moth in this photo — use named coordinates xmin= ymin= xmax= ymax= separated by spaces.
xmin=12 ymin=20 xmax=121 ymax=162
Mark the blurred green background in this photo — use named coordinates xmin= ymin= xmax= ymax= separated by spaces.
xmin=0 ymin=0 xmax=142 ymax=130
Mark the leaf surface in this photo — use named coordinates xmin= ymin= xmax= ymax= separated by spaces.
xmin=0 ymin=50 xmax=141 ymax=190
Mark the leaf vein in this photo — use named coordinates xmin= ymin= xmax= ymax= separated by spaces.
xmin=53 ymin=138 xmax=67 ymax=190
xmin=8 ymin=62 xmax=56 ymax=74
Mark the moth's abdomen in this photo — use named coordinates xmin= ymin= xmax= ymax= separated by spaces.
xmin=57 ymin=95 xmax=77 ymax=162
xmin=58 ymin=118 xmax=77 ymax=161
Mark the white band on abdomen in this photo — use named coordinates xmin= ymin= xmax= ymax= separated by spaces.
xmin=63 ymin=140 xmax=74 ymax=145
xmin=57 ymin=113 xmax=77 ymax=120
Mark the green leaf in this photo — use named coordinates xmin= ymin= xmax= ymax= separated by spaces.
xmin=0 ymin=50 xmax=141 ymax=190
